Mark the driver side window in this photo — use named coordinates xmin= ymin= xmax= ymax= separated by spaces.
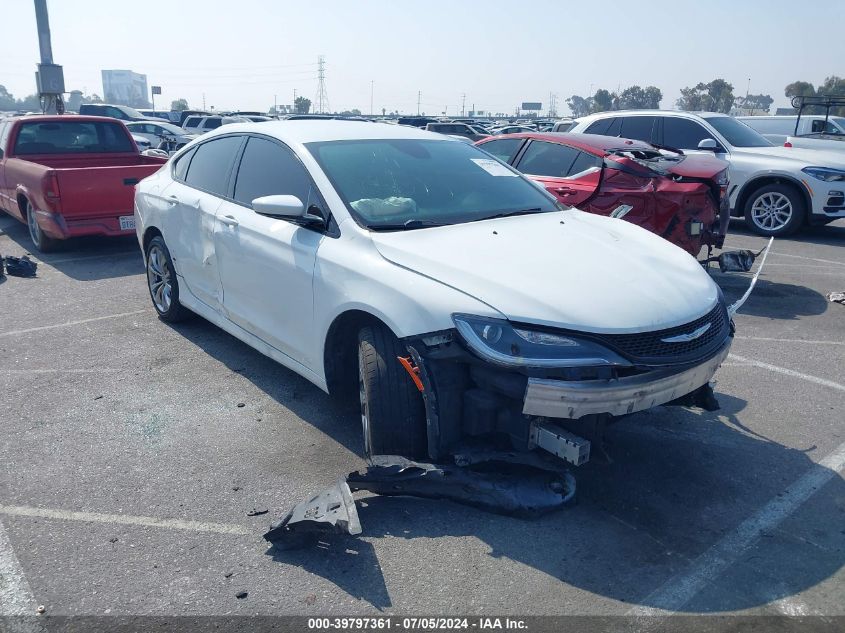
xmin=233 ymin=136 xmax=312 ymax=209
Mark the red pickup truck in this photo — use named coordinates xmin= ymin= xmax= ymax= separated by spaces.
xmin=0 ymin=115 xmax=167 ymax=252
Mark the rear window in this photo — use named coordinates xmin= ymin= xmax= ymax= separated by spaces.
xmin=13 ymin=121 xmax=134 ymax=154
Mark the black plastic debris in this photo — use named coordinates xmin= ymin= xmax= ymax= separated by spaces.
xmin=703 ymin=245 xmax=768 ymax=273
xmin=264 ymin=455 xmax=575 ymax=550
xmin=828 ymin=291 xmax=845 ymax=305
xmin=3 ymin=255 xmax=38 ymax=278
xmin=348 ymin=455 xmax=575 ymax=518
xmin=264 ymin=477 xmax=361 ymax=549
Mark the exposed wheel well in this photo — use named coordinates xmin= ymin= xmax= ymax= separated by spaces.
xmin=142 ymin=226 xmax=163 ymax=254
xmin=17 ymin=194 xmax=29 ymax=216
xmin=323 ymin=310 xmax=391 ymax=401
xmin=734 ymin=177 xmax=810 ymax=221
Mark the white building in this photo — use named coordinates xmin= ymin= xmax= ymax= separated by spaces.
xmin=102 ymin=70 xmax=150 ymax=108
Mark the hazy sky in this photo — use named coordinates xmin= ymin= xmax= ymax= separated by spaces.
xmin=2 ymin=0 xmax=842 ymax=115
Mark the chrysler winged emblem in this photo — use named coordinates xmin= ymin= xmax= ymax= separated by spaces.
xmin=661 ymin=323 xmax=711 ymax=343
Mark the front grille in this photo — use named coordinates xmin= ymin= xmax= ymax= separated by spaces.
xmin=593 ymin=303 xmax=729 ymax=364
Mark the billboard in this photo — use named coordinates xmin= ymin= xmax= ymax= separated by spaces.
xmin=102 ymin=69 xmax=150 ymax=108
xmin=521 ymin=102 xmax=542 ymax=111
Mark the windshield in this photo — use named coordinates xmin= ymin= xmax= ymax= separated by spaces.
xmin=118 ymin=105 xmax=145 ymax=119
xmin=703 ymin=116 xmax=773 ymax=148
xmin=307 ymin=139 xmax=558 ymax=229
xmin=155 ymin=122 xmax=187 ymax=135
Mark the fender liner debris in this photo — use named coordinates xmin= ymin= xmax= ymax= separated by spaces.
xmin=264 ymin=455 xmax=575 ymax=550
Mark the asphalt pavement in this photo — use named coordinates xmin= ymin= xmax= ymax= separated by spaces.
xmin=0 ymin=213 xmax=843 ymax=618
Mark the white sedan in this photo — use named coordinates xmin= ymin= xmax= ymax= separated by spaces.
xmin=134 ymin=121 xmax=734 ymax=464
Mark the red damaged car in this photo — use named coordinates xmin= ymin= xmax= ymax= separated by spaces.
xmin=475 ymin=133 xmax=730 ymax=256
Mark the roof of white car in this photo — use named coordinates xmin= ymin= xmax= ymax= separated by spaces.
xmin=575 ymin=109 xmax=727 ymax=122
xmin=208 ymin=120 xmax=455 ymax=144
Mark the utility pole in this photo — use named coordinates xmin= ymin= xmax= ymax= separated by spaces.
xmin=33 ymin=0 xmax=64 ymax=114
xmin=370 ymin=80 xmax=374 ymax=117
xmin=417 ymin=91 xmax=421 ymax=116
xmin=202 ymin=93 xmax=206 ymax=110
xmin=274 ymin=94 xmax=277 ymax=115
xmin=549 ymin=92 xmax=558 ymax=118
xmin=461 ymin=93 xmax=466 ymax=117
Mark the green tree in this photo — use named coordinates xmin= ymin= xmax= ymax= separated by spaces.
xmin=294 ymin=96 xmax=311 ymax=114
xmin=734 ymin=93 xmax=773 ymax=114
xmin=566 ymin=94 xmax=592 ymax=117
xmin=0 ymin=85 xmax=16 ymax=110
xmin=784 ymin=81 xmax=816 ymax=99
xmin=81 ymin=93 xmax=103 ymax=104
xmin=677 ymin=79 xmax=735 ymax=113
xmin=170 ymin=98 xmax=189 ymax=111
xmin=616 ymin=85 xmax=662 ymax=109
xmin=592 ymin=89 xmax=613 ymax=113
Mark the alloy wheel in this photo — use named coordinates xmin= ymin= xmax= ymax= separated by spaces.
xmin=146 ymin=244 xmax=172 ymax=313
xmin=26 ymin=206 xmax=42 ymax=249
xmin=750 ymin=192 xmax=793 ymax=232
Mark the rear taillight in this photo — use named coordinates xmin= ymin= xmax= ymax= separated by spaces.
xmin=784 ymin=142 xmax=793 ymax=148
xmin=45 ymin=172 xmax=60 ymax=200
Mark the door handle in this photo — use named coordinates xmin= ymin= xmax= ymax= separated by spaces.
xmin=166 ymin=194 xmax=179 ymax=205
xmin=555 ymin=186 xmax=576 ymax=195
xmin=219 ymin=215 xmax=239 ymax=227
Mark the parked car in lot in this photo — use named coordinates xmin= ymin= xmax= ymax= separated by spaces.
xmin=125 ymin=121 xmax=198 ymax=154
xmin=79 ymin=103 xmax=167 ymax=122
xmin=491 ymin=125 xmax=536 ymax=135
xmin=135 ymin=121 xmax=735 ymax=464
xmin=425 ymin=122 xmax=489 ymax=141
xmin=476 ymin=133 xmax=729 ymax=256
xmin=569 ymin=110 xmax=845 ymax=236
xmin=182 ymin=115 xmax=249 ymax=135
xmin=0 ymin=115 xmax=166 ymax=251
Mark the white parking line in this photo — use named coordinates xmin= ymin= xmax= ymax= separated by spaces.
xmin=629 ymin=439 xmax=845 ymax=614
xmin=0 ymin=505 xmax=250 ymax=536
xmin=2 ymin=369 xmax=119 ymax=375
xmin=735 ymin=336 xmax=845 ymax=346
xmin=0 ymin=310 xmax=147 ymax=338
xmin=728 ymin=353 xmax=845 ymax=393
xmin=0 ymin=517 xmax=37 ymax=616
xmin=35 ymin=251 xmax=139 ymax=267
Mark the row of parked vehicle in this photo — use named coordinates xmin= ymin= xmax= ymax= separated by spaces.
xmin=0 ymin=107 xmax=813 ymax=468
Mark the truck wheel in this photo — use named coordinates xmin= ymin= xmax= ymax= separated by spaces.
xmin=357 ymin=324 xmax=427 ymax=459
xmin=145 ymin=236 xmax=191 ymax=322
xmin=25 ymin=202 xmax=60 ymax=253
xmin=743 ymin=183 xmax=805 ymax=237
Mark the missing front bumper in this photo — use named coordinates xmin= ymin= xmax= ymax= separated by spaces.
xmin=522 ymin=342 xmax=731 ymax=419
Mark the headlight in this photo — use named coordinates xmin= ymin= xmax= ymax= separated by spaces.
xmin=714 ymin=168 xmax=729 ymax=186
xmin=802 ymin=167 xmax=845 ymax=182
xmin=452 ymin=314 xmax=630 ymax=368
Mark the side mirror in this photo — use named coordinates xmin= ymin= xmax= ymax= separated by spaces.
xmin=252 ymin=195 xmax=326 ymax=226
xmin=252 ymin=195 xmax=305 ymax=218
xmin=697 ymin=138 xmax=721 ymax=151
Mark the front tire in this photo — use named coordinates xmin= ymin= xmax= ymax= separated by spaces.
xmin=25 ymin=201 xmax=60 ymax=253
xmin=743 ymin=183 xmax=805 ymax=237
xmin=357 ymin=324 xmax=427 ymax=459
xmin=145 ymin=236 xmax=191 ymax=322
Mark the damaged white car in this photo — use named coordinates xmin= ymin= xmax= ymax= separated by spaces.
xmin=135 ymin=121 xmax=744 ymax=466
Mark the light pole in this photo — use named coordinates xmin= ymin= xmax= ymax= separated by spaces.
xmin=370 ymin=80 xmax=374 ymax=117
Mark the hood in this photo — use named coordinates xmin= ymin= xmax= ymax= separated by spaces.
xmin=371 ymin=210 xmax=719 ymax=334
xmin=736 ymin=144 xmax=845 ymax=167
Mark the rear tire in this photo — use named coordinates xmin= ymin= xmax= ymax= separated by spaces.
xmin=743 ymin=183 xmax=805 ymax=237
xmin=25 ymin=201 xmax=60 ymax=253
xmin=145 ymin=236 xmax=191 ymax=322
xmin=357 ymin=324 xmax=427 ymax=459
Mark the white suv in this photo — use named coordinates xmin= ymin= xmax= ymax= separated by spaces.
xmin=569 ymin=110 xmax=845 ymax=236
